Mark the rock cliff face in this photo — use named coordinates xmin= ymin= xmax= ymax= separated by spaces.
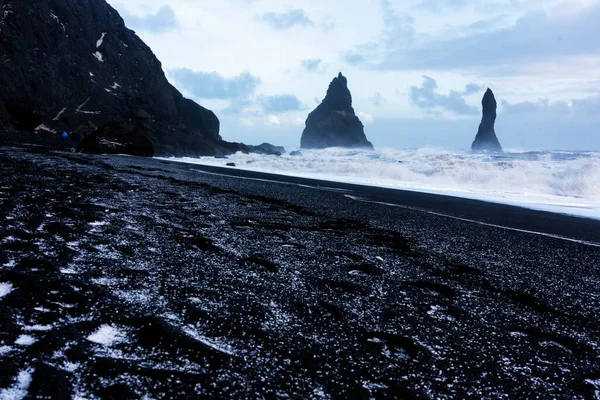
xmin=301 ymin=73 xmax=373 ymax=150
xmin=471 ymin=89 xmax=503 ymax=153
xmin=0 ymin=0 xmax=244 ymax=156
xmin=76 ymin=121 xmax=154 ymax=157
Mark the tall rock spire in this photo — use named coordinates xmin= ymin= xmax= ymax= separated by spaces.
xmin=471 ymin=88 xmax=503 ymax=153
xmin=301 ymin=73 xmax=373 ymax=150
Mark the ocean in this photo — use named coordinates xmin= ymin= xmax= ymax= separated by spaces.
xmin=161 ymin=147 xmax=600 ymax=220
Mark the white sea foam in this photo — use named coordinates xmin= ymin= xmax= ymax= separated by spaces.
xmin=87 ymin=325 xmax=127 ymax=346
xmin=160 ymin=147 xmax=600 ymax=219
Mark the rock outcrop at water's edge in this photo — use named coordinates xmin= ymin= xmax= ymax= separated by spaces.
xmin=471 ymin=88 xmax=503 ymax=153
xmin=248 ymin=143 xmax=286 ymax=156
xmin=0 ymin=0 xmax=246 ymax=156
xmin=301 ymin=73 xmax=374 ymax=150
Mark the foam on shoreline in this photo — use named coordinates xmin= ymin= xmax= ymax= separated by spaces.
xmin=160 ymin=147 xmax=600 ymax=220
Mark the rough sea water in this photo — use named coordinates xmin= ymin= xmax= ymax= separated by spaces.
xmin=165 ymin=147 xmax=600 ymax=219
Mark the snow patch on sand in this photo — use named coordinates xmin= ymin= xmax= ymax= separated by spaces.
xmin=510 ymin=331 xmax=529 ymax=338
xmin=0 ymin=369 xmax=33 ymax=400
xmin=362 ymin=381 xmax=389 ymax=391
xmin=87 ymin=325 xmax=127 ymax=346
xmin=540 ymin=340 xmax=572 ymax=353
xmin=14 ymin=335 xmax=36 ymax=346
xmin=262 ymin=301 xmax=293 ymax=331
xmin=23 ymin=324 xmax=53 ymax=332
xmin=182 ymin=327 xmax=237 ymax=356
xmin=60 ymin=268 xmax=78 ymax=275
xmin=427 ymin=305 xmax=456 ymax=322
xmin=0 ymin=345 xmax=12 ymax=356
xmin=0 ymin=283 xmax=13 ymax=299
xmin=62 ymin=361 xmax=80 ymax=372
xmin=89 ymin=221 xmax=107 ymax=227
xmin=584 ymin=378 xmax=600 ymax=399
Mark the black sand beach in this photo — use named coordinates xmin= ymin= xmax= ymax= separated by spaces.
xmin=1 ymin=142 xmax=599 ymax=398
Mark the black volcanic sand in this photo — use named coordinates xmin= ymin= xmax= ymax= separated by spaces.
xmin=0 ymin=144 xmax=599 ymax=399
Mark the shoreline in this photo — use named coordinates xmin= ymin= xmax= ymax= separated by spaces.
xmin=159 ymin=151 xmax=600 ymax=222
xmin=156 ymin=156 xmax=600 ymax=244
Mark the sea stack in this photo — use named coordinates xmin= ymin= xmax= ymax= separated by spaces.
xmin=0 ymin=0 xmax=246 ymax=157
xmin=301 ymin=73 xmax=373 ymax=150
xmin=471 ymin=88 xmax=503 ymax=153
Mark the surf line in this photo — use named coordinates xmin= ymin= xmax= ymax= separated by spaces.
xmin=344 ymin=195 xmax=600 ymax=248
xmin=190 ymin=168 xmax=352 ymax=193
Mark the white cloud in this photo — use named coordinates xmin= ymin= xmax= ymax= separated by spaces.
xmin=358 ymin=112 xmax=374 ymax=124
xmin=267 ymin=115 xmax=282 ymax=125
xmin=239 ymin=117 xmax=256 ymax=127
xmin=111 ymin=4 xmax=180 ymax=33
xmin=346 ymin=0 xmax=600 ymax=73
xmin=409 ymin=76 xmax=482 ymax=116
xmin=258 ymin=9 xmax=315 ymax=30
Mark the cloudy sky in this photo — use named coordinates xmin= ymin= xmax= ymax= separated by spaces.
xmin=107 ymin=0 xmax=600 ymax=150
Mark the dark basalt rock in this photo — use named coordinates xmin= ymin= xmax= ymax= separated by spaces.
xmin=472 ymin=89 xmax=503 ymax=153
xmin=248 ymin=143 xmax=286 ymax=156
xmin=76 ymin=121 xmax=154 ymax=157
xmin=28 ymin=364 xmax=73 ymax=399
xmin=0 ymin=249 xmax=8 ymax=265
xmin=301 ymin=73 xmax=373 ymax=150
xmin=289 ymin=150 xmax=303 ymax=157
xmin=0 ymin=0 xmax=245 ymax=157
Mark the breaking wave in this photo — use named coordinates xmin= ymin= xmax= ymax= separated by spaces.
xmin=164 ymin=147 xmax=600 ymax=218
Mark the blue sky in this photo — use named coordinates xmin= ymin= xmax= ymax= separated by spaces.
xmin=108 ymin=0 xmax=600 ymax=150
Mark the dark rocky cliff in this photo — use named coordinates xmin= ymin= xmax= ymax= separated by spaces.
xmin=301 ymin=73 xmax=373 ymax=150
xmin=471 ymin=88 xmax=503 ymax=153
xmin=0 ymin=0 xmax=245 ymax=156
